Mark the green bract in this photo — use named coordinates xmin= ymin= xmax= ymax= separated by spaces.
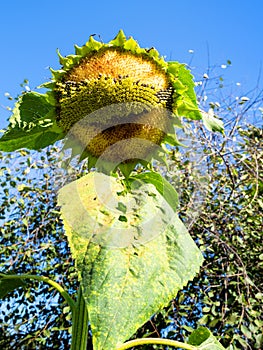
xmin=0 ymin=30 xmax=223 ymax=173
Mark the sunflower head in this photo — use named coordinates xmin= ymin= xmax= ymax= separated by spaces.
xmin=50 ymin=30 xmax=202 ymax=172
xmin=0 ymin=30 xmax=223 ymax=174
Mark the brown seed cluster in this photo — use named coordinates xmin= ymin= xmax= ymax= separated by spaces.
xmin=69 ymin=108 xmax=171 ymax=162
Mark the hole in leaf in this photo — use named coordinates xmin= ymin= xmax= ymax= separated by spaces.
xmin=118 ymin=215 xmax=128 ymax=222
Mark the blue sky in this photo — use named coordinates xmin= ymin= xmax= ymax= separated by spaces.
xmin=0 ymin=0 xmax=262 ymax=128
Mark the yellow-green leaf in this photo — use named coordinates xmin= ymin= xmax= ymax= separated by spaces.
xmin=58 ymin=172 xmax=204 ymax=350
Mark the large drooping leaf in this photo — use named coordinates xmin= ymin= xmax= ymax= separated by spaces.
xmin=58 ymin=172 xmax=204 ymax=350
xmin=58 ymin=172 xmax=176 ymax=264
xmin=0 ymin=92 xmax=64 ymax=152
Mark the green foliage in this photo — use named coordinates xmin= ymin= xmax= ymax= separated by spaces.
xmin=188 ymin=327 xmax=226 ymax=349
xmin=190 ymin=124 xmax=263 ymax=350
xmin=142 ymin=119 xmax=262 ymax=348
xmin=0 ymin=48 xmax=262 ymax=350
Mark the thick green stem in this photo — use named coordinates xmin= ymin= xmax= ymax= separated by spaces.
xmin=116 ymin=338 xmax=197 ymax=350
xmin=71 ymin=286 xmax=89 ymax=350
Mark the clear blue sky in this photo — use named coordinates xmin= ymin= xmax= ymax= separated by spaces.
xmin=0 ymin=0 xmax=262 ymax=128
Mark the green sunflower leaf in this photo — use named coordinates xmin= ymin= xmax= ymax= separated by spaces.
xmin=129 ymin=171 xmax=179 ymax=212
xmin=0 ymin=92 xmax=64 ymax=152
xmin=58 ymin=172 xmax=203 ymax=350
xmin=188 ymin=327 xmax=226 ymax=349
xmin=0 ymin=129 xmax=62 ymax=152
xmin=0 ymin=274 xmax=26 ymax=299
xmin=12 ymin=92 xmax=53 ymax=124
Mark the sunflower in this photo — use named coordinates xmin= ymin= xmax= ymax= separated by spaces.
xmin=0 ymin=30 xmax=223 ymax=174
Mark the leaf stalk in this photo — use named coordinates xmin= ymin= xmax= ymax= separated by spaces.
xmin=116 ymin=338 xmax=197 ymax=350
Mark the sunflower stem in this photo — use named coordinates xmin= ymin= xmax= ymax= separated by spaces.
xmin=71 ymin=286 xmax=89 ymax=350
